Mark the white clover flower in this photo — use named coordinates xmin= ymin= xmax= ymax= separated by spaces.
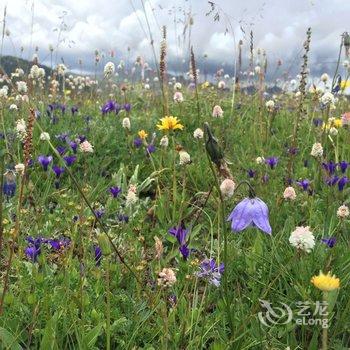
xmin=295 ymin=91 xmax=301 ymax=98
xmin=218 ymin=80 xmax=226 ymax=89
xmin=57 ymin=64 xmax=67 ymax=76
xmin=153 ymin=77 xmax=159 ymax=82
xmin=157 ymin=267 xmax=176 ymax=287
xmin=265 ymin=100 xmax=275 ymax=110
xmin=173 ymin=91 xmax=183 ymax=103
xmin=193 ymin=128 xmax=204 ymax=139
xmin=310 ymin=143 xmax=323 ymax=158
xmin=320 ymin=73 xmax=329 ymax=82
xmin=15 ymin=163 xmax=25 ymax=175
xmin=144 ymin=83 xmax=150 ymax=90
xmin=337 ymin=205 xmax=349 ymax=219
xmin=212 ymin=105 xmax=223 ymax=118
xmin=79 ymin=140 xmax=94 ymax=153
xmin=255 ymin=156 xmax=265 ymax=165
xmin=122 ymin=117 xmax=131 ymax=130
xmin=320 ymin=92 xmax=335 ymax=105
xmin=125 ymin=185 xmax=138 ymax=207
xmin=30 ymin=65 xmax=40 ymax=79
xmin=160 ymin=135 xmax=169 ymax=148
xmin=179 ymin=150 xmax=191 ymax=165
xmin=40 ymin=132 xmax=50 ymax=141
xmin=16 ymin=81 xmax=27 ymax=94
xmin=329 ymin=127 xmax=338 ymax=136
xmin=174 ymin=82 xmax=182 ymax=90
xmin=220 ymin=179 xmax=236 ymax=199
xmin=254 ymin=66 xmax=261 ymax=75
xmin=289 ymin=226 xmax=315 ymax=253
xmin=0 ymin=87 xmax=8 ymax=98
xmin=283 ymin=186 xmax=296 ymax=200
xmin=104 ymin=61 xmax=115 ymax=78
xmin=10 ymin=104 xmax=18 ymax=111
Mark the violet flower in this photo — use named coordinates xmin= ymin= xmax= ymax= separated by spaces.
xmin=321 ymin=237 xmax=336 ymax=248
xmin=247 ymin=169 xmax=256 ymax=178
xmin=134 ymin=138 xmax=142 ymax=148
xmin=197 ymin=258 xmax=224 ymax=287
xmin=3 ymin=171 xmax=16 ymax=198
xmin=169 ymin=224 xmax=190 ymax=260
xmin=227 ymin=197 xmax=272 ymax=235
xmin=338 ymin=161 xmax=348 ymax=174
xmin=69 ymin=141 xmax=78 ymax=153
xmin=52 ymin=165 xmax=65 ymax=178
xmin=63 ymin=155 xmax=77 ymax=166
xmin=265 ymin=157 xmax=279 ymax=169
xmin=338 ymin=176 xmax=348 ymax=191
xmin=38 ymin=155 xmax=53 ymax=171
xmin=94 ymin=245 xmax=102 ymax=266
xmin=101 ymin=100 xmax=116 ymax=115
xmin=109 ymin=186 xmax=121 ymax=198
xmin=297 ymin=179 xmax=310 ymax=191
xmin=322 ymin=161 xmax=337 ymax=175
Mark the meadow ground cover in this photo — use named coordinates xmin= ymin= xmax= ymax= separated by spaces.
xmin=0 ymin=14 xmax=350 ymax=350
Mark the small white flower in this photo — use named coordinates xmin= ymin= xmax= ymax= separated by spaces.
xmin=283 ymin=187 xmax=296 ymax=200
xmin=173 ymin=91 xmax=183 ymax=103
xmin=125 ymin=185 xmax=138 ymax=207
xmin=104 ymin=61 xmax=115 ymax=78
xmin=218 ymin=80 xmax=226 ymax=89
xmin=160 ymin=135 xmax=169 ymax=148
xmin=40 ymin=132 xmax=50 ymax=141
xmin=144 ymin=83 xmax=150 ymax=90
xmin=193 ymin=128 xmax=204 ymax=139
xmin=289 ymin=226 xmax=315 ymax=253
xmin=254 ymin=66 xmax=261 ymax=75
xmin=329 ymin=127 xmax=338 ymax=136
xmin=320 ymin=73 xmax=329 ymax=82
xmin=10 ymin=104 xmax=18 ymax=111
xmin=337 ymin=205 xmax=349 ymax=219
xmin=15 ymin=163 xmax=25 ymax=175
xmin=212 ymin=105 xmax=223 ymax=118
xmin=220 ymin=179 xmax=235 ymax=199
xmin=122 ymin=117 xmax=131 ymax=130
xmin=174 ymin=82 xmax=182 ymax=90
xmin=310 ymin=143 xmax=323 ymax=158
xmin=79 ymin=140 xmax=94 ymax=153
xmin=265 ymin=100 xmax=275 ymax=110
xmin=320 ymin=92 xmax=335 ymax=105
xmin=179 ymin=150 xmax=191 ymax=165
xmin=16 ymin=81 xmax=27 ymax=94
xmin=255 ymin=156 xmax=265 ymax=165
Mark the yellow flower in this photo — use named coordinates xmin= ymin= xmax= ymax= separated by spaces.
xmin=157 ymin=116 xmax=184 ymax=131
xmin=341 ymin=80 xmax=350 ymax=89
xmin=138 ymin=130 xmax=148 ymax=139
xmin=334 ymin=118 xmax=342 ymax=128
xmin=201 ymin=81 xmax=210 ymax=89
xmin=311 ymin=271 xmax=340 ymax=291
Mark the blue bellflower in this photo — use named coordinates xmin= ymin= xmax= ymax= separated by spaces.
xmin=227 ymin=197 xmax=272 ymax=234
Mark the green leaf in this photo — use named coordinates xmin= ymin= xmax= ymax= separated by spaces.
xmin=83 ymin=324 xmax=102 ymax=349
xmin=0 ymin=327 xmax=22 ymax=350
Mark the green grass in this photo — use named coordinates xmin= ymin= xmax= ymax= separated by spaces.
xmin=0 ymin=82 xmax=350 ymax=349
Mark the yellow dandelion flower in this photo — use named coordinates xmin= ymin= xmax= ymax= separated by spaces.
xmin=157 ymin=116 xmax=184 ymax=131
xmin=334 ymin=118 xmax=342 ymax=128
xmin=311 ymin=271 xmax=340 ymax=292
xmin=138 ymin=130 xmax=148 ymax=139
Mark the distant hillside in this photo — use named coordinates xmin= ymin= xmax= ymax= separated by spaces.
xmin=0 ymin=55 xmax=53 ymax=76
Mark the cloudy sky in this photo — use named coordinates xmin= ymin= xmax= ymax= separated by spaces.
xmin=1 ymin=0 xmax=350 ymax=77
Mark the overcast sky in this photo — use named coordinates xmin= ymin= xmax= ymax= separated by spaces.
xmin=1 ymin=0 xmax=350 ymax=77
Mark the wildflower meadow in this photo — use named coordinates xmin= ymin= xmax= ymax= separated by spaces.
xmin=0 ymin=1 xmax=350 ymax=349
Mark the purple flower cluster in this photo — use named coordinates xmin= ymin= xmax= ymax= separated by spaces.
xmin=24 ymin=236 xmax=71 ymax=262
xmin=197 ymin=258 xmax=225 ymax=287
